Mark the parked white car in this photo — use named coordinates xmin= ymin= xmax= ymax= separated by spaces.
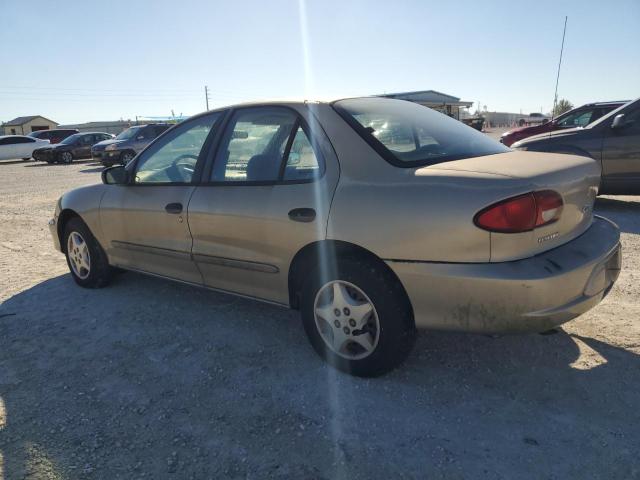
xmin=0 ymin=135 xmax=50 ymax=161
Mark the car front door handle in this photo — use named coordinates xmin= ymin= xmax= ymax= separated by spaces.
xmin=165 ymin=202 xmax=183 ymax=214
xmin=288 ymin=208 xmax=316 ymax=223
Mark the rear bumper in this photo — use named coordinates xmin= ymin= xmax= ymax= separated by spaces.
xmin=387 ymin=216 xmax=621 ymax=333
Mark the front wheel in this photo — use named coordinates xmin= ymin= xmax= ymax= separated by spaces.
xmin=120 ymin=151 xmax=135 ymax=164
xmin=60 ymin=151 xmax=73 ymax=164
xmin=63 ymin=218 xmax=113 ymax=288
xmin=300 ymin=258 xmax=416 ymax=376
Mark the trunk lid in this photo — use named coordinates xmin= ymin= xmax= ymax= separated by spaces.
xmin=426 ymin=151 xmax=600 ymax=262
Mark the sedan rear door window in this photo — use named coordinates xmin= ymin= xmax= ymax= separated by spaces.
xmin=211 ymin=108 xmax=297 ymax=182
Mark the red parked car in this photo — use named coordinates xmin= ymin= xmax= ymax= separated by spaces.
xmin=27 ymin=128 xmax=79 ymax=145
xmin=500 ymin=101 xmax=627 ymax=147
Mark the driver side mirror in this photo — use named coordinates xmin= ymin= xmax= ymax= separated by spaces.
xmin=136 ymin=135 xmax=145 ymax=140
xmin=611 ymin=114 xmax=627 ymax=129
xmin=102 ymin=165 xmax=129 ymax=185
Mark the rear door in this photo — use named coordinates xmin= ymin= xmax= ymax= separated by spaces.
xmin=14 ymin=137 xmax=37 ymax=158
xmin=188 ymin=105 xmax=339 ymax=304
xmin=601 ymin=102 xmax=640 ymax=193
xmin=73 ymin=134 xmax=94 ymax=158
xmin=100 ymin=112 xmax=222 ymax=283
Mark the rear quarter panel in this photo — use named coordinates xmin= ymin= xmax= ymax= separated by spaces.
xmin=314 ymin=105 xmax=523 ymax=263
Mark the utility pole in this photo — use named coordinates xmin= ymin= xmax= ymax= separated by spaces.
xmin=204 ymin=85 xmax=210 ymax=111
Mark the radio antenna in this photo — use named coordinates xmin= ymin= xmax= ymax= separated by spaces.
xmin=550 ymin=16 xmax=568 ymax=123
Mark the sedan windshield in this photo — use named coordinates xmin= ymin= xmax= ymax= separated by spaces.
xmin=60 ymin=134 xmax=82 ymax=145
xmin=334 ymin=97 xmax=509 ymax=167
xmin=116 ymin=126 xmax=142 ymax=140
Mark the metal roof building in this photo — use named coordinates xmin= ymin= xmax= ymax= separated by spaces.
xmin=377 ymin=90 xmax=473 ymax=119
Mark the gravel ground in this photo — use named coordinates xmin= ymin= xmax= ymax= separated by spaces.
xmin=1 ymin=158 xmax=639 ymax=479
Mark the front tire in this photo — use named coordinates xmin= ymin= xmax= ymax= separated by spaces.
xmin=120 ymin=151 xmax=135 ymax=165
xmin=63 ymin=218 xmax=113 ymax=288
xmin=300 ymin=258 xmax=415 ymax=376
xmin=60 ymin=151 xmax=73 ymax=164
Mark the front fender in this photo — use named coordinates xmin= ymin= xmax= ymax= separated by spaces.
xmin=55 ymin=184 xmax=109 ymax=249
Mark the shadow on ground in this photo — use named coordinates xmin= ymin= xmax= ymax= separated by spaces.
xmin=1 ymin=272 xmax=639 ymax=478
xmin=22 ymin=160 xmax=96 ymax=168
xmin=0 ymin=159 xmax=33 ymax=166
xmin=595 ymin=197 xmax=640 ymax=234
xmin=78 ymin=166 xmax=105 ymax=174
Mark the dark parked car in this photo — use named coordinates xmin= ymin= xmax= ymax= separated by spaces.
xmin=501 ymin=101 xmax=627 ymax=147
xmin=93 ymin=123 xmax=171 ymax=166
xmin=512 ymin=98 xmax=640 ymax=194
xmin=27 ymin=128 xmax=79 ymax=145
xmin=33 ymin=132 xmax=114 ymax=164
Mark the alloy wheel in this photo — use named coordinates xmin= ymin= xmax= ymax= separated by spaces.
xmin=67 ymin=231 xmax=91 ymax=279
xmin=313 ymin=280 xmax=380 ymax=360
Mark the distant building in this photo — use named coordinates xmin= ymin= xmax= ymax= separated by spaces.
xmin=60 ymin=117 xmax=185 ymax=135
xmin=2 ymin=115 xmax=58 ymax=135
xmin=59 ymin=120 xmax=137 ymax=135
xmin=377 ymin=90 xmax=473 ymax=120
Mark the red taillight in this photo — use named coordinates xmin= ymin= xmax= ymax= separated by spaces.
xmin=474 ymin=190 xmax=563 ymax=233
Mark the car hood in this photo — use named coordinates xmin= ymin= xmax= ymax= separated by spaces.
xmin=513 ymin=127 xmax=586 ymax=147
xmin=503 ymin=123 xmax=549 ymax=136
xmin=93 ymin=139 xmax=122 ymax=149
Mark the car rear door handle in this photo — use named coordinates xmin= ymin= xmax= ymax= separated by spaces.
xmin=288 ymin=208 xmax=316 ymax=223
xmin=165 ymin=202 xmax=183 ymax=214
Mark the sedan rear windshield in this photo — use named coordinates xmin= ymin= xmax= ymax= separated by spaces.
xmin=333 ymin=97 xmax=509 ymax=167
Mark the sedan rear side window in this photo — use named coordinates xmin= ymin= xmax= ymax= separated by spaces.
xmin=211 ymin=108 xmax=297 ymax=182
xmin=334 ymin=98 xmax=509 ymax=167
xmin=283 ymin=126 xmax=321 ymax=181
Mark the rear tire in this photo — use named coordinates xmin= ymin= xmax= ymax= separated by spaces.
xmin=63 ymin=217 xmax=113 ymax=288
xmin=300 ymin=258 xmax=415 ymax=376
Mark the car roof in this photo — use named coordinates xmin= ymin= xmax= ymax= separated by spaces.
xmin=587 ymin=97 xmax=640 ymax=128
xmin=0 ymin=134 xmax=30 ymax=139
xmin=579 ymin=100 xmax=629 ymax=108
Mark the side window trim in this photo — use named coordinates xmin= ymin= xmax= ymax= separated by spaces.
xmin=201 ymin=105 xmax=325 ymax=187
xmin=126 ymin=112 xmax=225 ymax=186
xmin=278 ymin=118 xmax=300 ymax=180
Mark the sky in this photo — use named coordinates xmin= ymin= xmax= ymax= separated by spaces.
xmin=1 ymin=0 xmax=638 ymax=124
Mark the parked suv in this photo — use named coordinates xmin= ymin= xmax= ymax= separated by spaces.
xmin=501 ymin=101 xmax=627 ymax=147
xmin=513 ymin=98 xmax=640 ymax=194
xmin=27 ymin=128 xmax=79 ymax=144
xmin=93 ymin=123 xmax=171 ymax=166
xmin=33 ymin=132 xmax=114 ymax=164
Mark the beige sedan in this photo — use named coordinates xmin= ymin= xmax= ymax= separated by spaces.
xmin=49 ymin=97 xmax=621 ymax=376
